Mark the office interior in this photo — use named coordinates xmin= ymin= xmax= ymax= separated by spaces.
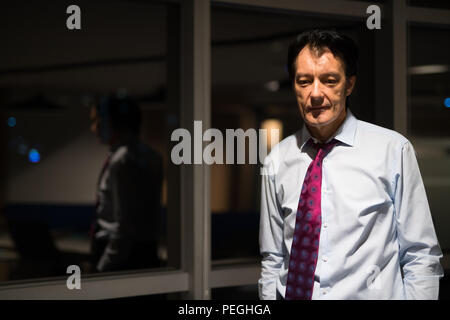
xmin=0 ymin=0 xmax=449 ymax=299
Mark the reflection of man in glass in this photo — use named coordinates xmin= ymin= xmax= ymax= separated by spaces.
xmin=89 ymin=94 xmax=163 ymax=272
xmin=259 ymin=30 xmax=443 ymax=300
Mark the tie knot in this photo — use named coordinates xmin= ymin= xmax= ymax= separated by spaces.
xmin=316 ymin=138 xmax=339 ymax=150
xmin=310 ymin=138 xmax=339 ymax=160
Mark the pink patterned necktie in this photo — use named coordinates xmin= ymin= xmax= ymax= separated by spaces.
xmin=285 ymin=138 xmax=339 ymax=300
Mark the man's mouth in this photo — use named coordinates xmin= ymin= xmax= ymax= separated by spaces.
xmin=308 ymin=106 xmax=330 ymax=111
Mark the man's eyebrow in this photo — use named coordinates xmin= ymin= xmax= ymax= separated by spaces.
xmin=295 ymin=73 xmax=313 ymax=78
xmin=295 ymin=72 xmax=341 ymax=78
xmin=320 ymin=72 xmax=341 ymax=78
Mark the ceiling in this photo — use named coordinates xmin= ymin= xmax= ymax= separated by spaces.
xmin=0 ymin=0 xmax=448 ymax=136
xmin=0 ymin=1 xmax=356 ymax=102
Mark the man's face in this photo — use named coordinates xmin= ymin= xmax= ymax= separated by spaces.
xmin=90 ymin=106 xmax=100 ymax=137
xmin=293 ymin=46 xmax=355 ymax=129
xmin=90 ymin=106 xmax=111 ymax=144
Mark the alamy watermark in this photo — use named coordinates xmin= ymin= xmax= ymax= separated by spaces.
xmin=366 ymin=4 xmax=381 ymax=30
xmin=66 ymin=5 xmax=81 ymax=30
xmin=66 ymin=265 xmax=81 ymax=290
xmin=170 ymin=121 xmax=280 ymax=175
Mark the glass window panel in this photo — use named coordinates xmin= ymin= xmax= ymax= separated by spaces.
xmin=0 ymin=0 xmax=181 ymax=283
xmin=408 ymin=0 xmax=450 ymax=10
xmin=408 ymin=25 xmax=450 ymax=252
xmin=210 ymin=5 xmax=377 ymax=263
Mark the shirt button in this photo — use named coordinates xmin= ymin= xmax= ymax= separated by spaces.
xmin=322 ymin=290 xmax=328 ymax=295
xmin=323 ymin=223 xmax=328 ymax=229
xmin=322 ymin=256 xmax=328 ymax=262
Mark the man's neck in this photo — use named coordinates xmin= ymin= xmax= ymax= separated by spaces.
xmin=306 ymin=108 xmax=347 ymax=143
xmin=108 ymin=132 xmax=138 ymax=151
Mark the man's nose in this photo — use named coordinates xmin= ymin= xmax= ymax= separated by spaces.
xmin=310 ymin=80 xmax=324 ymax=106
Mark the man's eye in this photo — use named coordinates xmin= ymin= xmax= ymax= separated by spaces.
xmin=326 ymin=79 xmax=338 ymax=84
xmin=297 ymin=79 xmax=310 ymax=86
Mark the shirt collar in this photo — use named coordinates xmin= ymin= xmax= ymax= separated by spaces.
xmin=298 ymin=108 xmax=357 ymax=150
xmin=109 ymin=134 xmax=139 ymax=153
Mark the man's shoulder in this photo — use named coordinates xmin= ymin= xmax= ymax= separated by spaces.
xmin=263 ymin=133 xmax=298 ymax=168
xmin=355 ymin=119 xmax=409 ymax=146
xmin=275 ymin=132 xmax=299 ymax=152
xmin=110 ymin=145 xmax=130 ymax=166
xmin=110 ymin=142 xmax=162 ymax=171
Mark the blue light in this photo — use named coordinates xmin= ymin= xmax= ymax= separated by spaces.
xmin=28 ymin=149 xmax=40 ymax=163
xmin=7 ymin=117 xmax=16 ymax=127
xmin=445 ymin=98 xmax=450 ymax=108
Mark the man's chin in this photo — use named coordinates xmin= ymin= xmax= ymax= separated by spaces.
xmin=304 ymin=114 xmax=335 ymax=128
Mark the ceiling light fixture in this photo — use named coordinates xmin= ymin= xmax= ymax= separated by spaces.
xmin=264 ymin=80 xmax=280 ymax=92
xmin=408 ymin=65 xmax=449 ymax=75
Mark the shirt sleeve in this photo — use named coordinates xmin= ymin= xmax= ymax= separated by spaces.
xmin=393 ymin=141 xmax=444 ymax=300
xmin=97 ymin=160 xmax=135 ymax=272
xmin=258 ymin=158 xmax=285 ymax=300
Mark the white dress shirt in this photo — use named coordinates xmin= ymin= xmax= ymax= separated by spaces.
xmin=95 ymin=137 xmax=163 ymax=271
xmin=258 ymin=109 xmax=444 ymax=300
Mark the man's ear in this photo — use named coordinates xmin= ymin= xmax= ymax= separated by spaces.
xmin=346 ymin=76 xmax=356 ymax=96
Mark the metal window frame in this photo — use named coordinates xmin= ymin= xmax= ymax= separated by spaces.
xmin=0 ymin=270 xmax=189 ymax=300
xmin=212 ymin=0 xmax=380 ymax=18
xmin=179 ymin=0 xmax=212 ymax=299
xmin=211 ymin=264 xmax=260 ymax=288
xmin=393 ymin=0 xmax=408 ymax=136
xmin=2 ymin=0 xmax=450 ymax=300
xmin=407 ymin=6 xmax=450 ymax=26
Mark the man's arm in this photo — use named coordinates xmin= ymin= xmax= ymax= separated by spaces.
xmin=393 ymin=141 xmax=444 ymax=299
xmin=259 ymin=159 xmax=285 ymax=300
xmin=97 ymin=160 xmax=135 ymax=272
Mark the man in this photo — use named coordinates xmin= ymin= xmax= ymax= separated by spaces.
xmin=89 ymin=93 xmax=163 ymax=272
xmin=259 ymin=30 xmax=443 ymax=300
